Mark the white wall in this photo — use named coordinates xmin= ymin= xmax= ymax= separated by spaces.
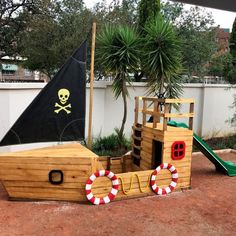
xmin=0 ymin=82 xmax=235 ymax=153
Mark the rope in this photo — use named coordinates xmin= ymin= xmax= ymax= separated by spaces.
xmin=118 ymin=173 xmax=152 ymax=195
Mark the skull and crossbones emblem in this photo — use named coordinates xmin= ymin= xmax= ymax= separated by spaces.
xmin=54 ymin=88 xmax=72 ymax=114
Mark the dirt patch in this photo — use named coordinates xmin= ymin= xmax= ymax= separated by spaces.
xmin=0 ymin=152 xmax=236 ymax=236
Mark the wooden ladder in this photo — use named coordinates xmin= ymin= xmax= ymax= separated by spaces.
xmin=131 ymin=123 xmax=142 ymax=166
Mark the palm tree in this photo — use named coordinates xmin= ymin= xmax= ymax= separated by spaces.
xmin=142 ymin=15 xmax=183 ymax=98
xmin=96 ymin=25 xmax=140 ymax=139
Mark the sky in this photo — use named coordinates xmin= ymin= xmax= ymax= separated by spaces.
xmin=85 ymin=0 xmax=236 ymax=30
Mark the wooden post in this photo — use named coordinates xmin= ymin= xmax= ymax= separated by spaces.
xmin=189 ymin=102 xmax=194 ymax=130
xmin=88 ymin=22 xmax=96 ymax=150
xmin=134 ymin=97 xmax=139 ymax=125
xmin=142 ymin=99 xmax=147 ymax=126
xmin=153 ymin=100 xmax=158 ymax=128
xmin=163 ymin=102 xmax=169 ymax=131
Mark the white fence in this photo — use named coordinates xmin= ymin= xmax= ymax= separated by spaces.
xmin=0 ymin=82 xmax=235 ymax=153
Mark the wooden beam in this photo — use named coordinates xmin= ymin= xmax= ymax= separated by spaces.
xmin=189 ymin=102 xmax=194 ymax=130
xmin=87 ymin=21 xmax=96 ymax=150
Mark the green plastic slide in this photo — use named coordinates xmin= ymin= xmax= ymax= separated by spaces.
xmin=168 ymin=121 xmax=236 ymax=177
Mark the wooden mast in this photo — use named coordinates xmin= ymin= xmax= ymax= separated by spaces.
xmin=88 ymin=21 xmax=96 ymax=149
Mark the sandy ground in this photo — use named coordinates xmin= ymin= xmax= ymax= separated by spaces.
xmin=0 ymin=152 xmax=236 ymax=236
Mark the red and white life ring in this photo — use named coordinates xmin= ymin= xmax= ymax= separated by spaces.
xmin=151 ymin=163 xmax=178 ymax=195
xmin=85 ymin=170 xmax=119 ymax=205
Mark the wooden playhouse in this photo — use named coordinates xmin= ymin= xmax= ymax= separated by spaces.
xmin=0 ymin=97 xmax=195 ymax=204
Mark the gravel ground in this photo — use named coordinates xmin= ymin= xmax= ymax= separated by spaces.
xmin=0 ymin=152 xmax=235 ymax=236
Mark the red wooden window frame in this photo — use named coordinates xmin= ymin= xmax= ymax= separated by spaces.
xmin=171 ymin=141 xmax=186 ymax=160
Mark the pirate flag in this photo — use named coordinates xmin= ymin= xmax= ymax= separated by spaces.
xmin=0 ymin=41 xmax=87 ymax=146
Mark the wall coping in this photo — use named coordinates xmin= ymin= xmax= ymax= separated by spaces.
xmin=0 ymin=81 xmax=234 ymax=90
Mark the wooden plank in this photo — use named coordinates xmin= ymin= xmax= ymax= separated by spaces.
xmin=142 ymin=99 xmax=147 ymax=126
xmin=0 ymin=156 xmax=96 ymax=165
xmin=6 ymin=186 xmax=85 ymax=195
xmin=141 ymin=146 xmax=152 ymax=155
xmin=117 ymin=175 xmax=191 ymax=186
xmin=164 ymin=113 xmax=194 ymax=118
xmin=165 ymin=98 xmax=195 ymax=103
xmin=163 ymin=149 xmax=193 ymax=156
xmin=141 ymin=159 xmax=191 ymax=173
xmin=93 ymin=180 xmax=190 ymax=196
xmin=189 ymin=102 xmax=194 ymax=130
xmin=132 ymin=125 xmax=142 ymax=131
xmin=143 ymin=122 xmax=192 ymax=133
xmin=142 ymin=97 xmax=194 ymax=104
xmin=153 ymin=100 xmax=160 ymax=127
xmin=141 ymin=140 xmax=152 ymax=149
xmin=164 ymin=140 xmax=193 ymax=148
xmin=3 ymin=180 xmax=88 ymax=189
xmin=164 ymin=136 xmax=193 ymax=142
xmin=6 ymin=189 xmax=87 ymax=201
xmin=164 ymin=131 xmax=193 ymax=137
xmin=5 ymin=173 xmax=191 ymax=201
xmin=140 ymin=150 xmax=152 ymax=161
xmin=132 ymin=134 xmax=142 ymax=141
xmin=163 ymin=145 xmax=193 ymax=152
xmin=163 ymin=103 xmax=169 ymax=131
xmin=96 ymin=160 xmax=105 ymax=170
xmin=132 ymin=144 xmax=141 ymax=150
xmin=134 ymin=96 xmax=139 ymax=124
xmin=142 ymin=134 xmax=164 ymax=143
xmin=0 ymin=143 xmax=98 ymax=158
xmin=0 ymin=170 xmax=91 ymax=182
xmin=92 ymin=169 xmax=191 ymax=198
xmin=140 ymin=160 xmax=151 ymax=170
xmin=88 ymin=22 xmax=96 ymax=150
xmin=142 ymin=109 xmax=164 ymax=117
xmin=0 ymin=163 xmax=94 ymax=171
xmin=131 ymin=152 xmax=141 ymax=159
xmin=9 ymin=178 xmax=187 ymax=202
xmin=132 ymin=164 xmax=142 ymax=171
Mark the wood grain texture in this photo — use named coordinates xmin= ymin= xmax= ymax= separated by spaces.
xmin=0 ymin=143 xmax=97 ymax=201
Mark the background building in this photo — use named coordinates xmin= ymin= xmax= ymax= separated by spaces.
xmin=215 ymin=25 xmax=231 ymax=55
xmin=0 ymin=56 xmax=48 ymax=82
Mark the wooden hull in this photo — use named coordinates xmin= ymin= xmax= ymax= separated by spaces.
xmin=0 ymin=143 xmax=190 ymax=203
xmin=92 ymin=169 xmax=190 ymax=201
xmin=0 ymin=143 xmax=97 ymax=202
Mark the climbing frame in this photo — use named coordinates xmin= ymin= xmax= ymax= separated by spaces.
xmin=131 ymin=96 xmax=195 ymax=190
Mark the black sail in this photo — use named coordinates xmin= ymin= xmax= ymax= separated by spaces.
xmin=0 ymin=41 xmax=87 ymax=146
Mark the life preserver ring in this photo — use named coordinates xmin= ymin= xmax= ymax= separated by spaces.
xmin=150 ymin=163 xmax=178 ymax=195
xmin=85 ymin=170 xmax=119 ymax=205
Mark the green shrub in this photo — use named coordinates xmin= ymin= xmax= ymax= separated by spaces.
xmin=92 ymin=133 xmax=132 ymax=157
xmin=193 ymin=134 xmax=236 ymax=151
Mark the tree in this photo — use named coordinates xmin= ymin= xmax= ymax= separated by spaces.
xmin=222 ymin=18 xmax=236 ymax=84
xmin=0 ymin=0 xmax=36 ymax=57
xmin=230 ymin=17 xmax=236 ymax=64
xmin=93 ymin=0 xmax=139 ymax=28
xmin=96 ymin=25 xmax=140 ymax=139
xmin=132 ymin=0 xmax=161 ymax=82
xmin=19 ymin=0 xmax=92 ymax=78
xmin=161 ymin=1 xmax=217 ymax=77
xmin=142 ymin=15 xmax=183 ymax=98
xmin=19 ymin=15 xmax=61 ymax=78
xmin=226 ymin=18 xmax=236 ymax=128
xmin=138 ymin=0 xmax=160 ymax=33
xmin=208 ymin=53 xmax=233 ymax=78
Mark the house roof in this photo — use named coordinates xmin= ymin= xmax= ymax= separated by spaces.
xmin=172 ymin=0 xmax=236 ymax=12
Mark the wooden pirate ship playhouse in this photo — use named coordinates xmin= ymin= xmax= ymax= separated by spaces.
xmin=0 ymin=97 xmax=195 ymax=204
xmin=1 ymin=23 xmax=234 ymax=204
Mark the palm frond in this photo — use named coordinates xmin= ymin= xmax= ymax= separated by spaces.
xmin=141 ymin=14 xmax=183 ymax=98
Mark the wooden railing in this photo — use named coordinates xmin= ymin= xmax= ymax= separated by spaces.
xmin=134 ymin=96 xmax=195 ymax=131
